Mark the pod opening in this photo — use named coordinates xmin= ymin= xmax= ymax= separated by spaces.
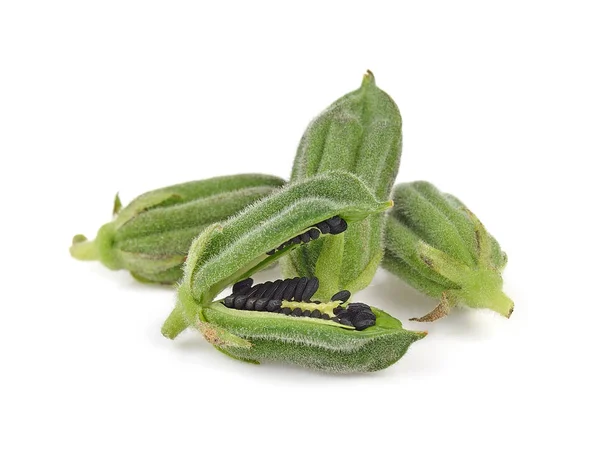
xmin=266 ymin=216 xmax=348 ymax=255
xmin=222 ymin=277 xmax=376 ymax=331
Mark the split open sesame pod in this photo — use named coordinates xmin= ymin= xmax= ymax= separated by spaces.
xmin=69 ymin=174 xmax=285 ymax=284
xmin=282 ymin=71 xmax=402 ymax=298
xmin=161 ymin=172 xmax=425 ymax=373
xmin=383 ymin=181 xmax=513 ymax=321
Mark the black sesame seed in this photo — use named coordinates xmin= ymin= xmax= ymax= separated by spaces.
xmin=329 ymin=219 xmax=348 ymax=235
xmin=223 ymin=295 xmax=236 ymax=308
xmin=339 ymin=318 xmax=354 ymax=327
xmin=255 ymin=299 xmax=269 ymax=311
xmin=302 ymin=277 xmax=319 ymax=301
xmin=310 ymin=310 xmax=321 ymax=318
xmin=353 ymin=318 xmax=376 ymax=331
xmin=263 ymin=279 xmax=282 ymax=300
xmin=294 ymin=277 xmax=309 ymax=301
xmin=267 ymin=300 xmax=282 ymax=312
xmin=282 ymin=278 xmax=300 ymax=301
xmin=348 ymin=302 xmax=370 ymax=309
xmin=353 ymin=310 xmax=376 ymax=323
xmin=331 ymin=290 xmax=351 ymax=303
xmin=331 ymin=316 xmax=341 ymax=323
xmin=272 ymin=279 xmax=289 ymax=300
xmin=234 ymin=295 xmax=249 ymax=310
xmin=292 ymin=308 xmax=303 ymax=317
xmin=232 ymin=278 xmax=253 ymax=294
xmin=337 ymin=310 xmax=352 ymax=320
xmin=326 ymin=216 xmax=342 ymax=227
xmin=266 ymin=249 xmax=276 ymax=255
xmin=244 ymin=297 xmax=258 ymax=310
xmin=363 ymin=311 xmax=376 ymax=321
xmin=302 ymin=309 xmax=311 ymax=317
xmin=308 ymin=228 xmax=320 ymax=240
xmin=347 ymin=302 xmax=371 ymax=314
xmin=291 ymin=236 xmax=302 ymax=245
xmin=316 ymin=221 xmax=331 ymax=234
xmin=281 ymin=307 xmax=292 ymax=315
xmin=244 ymin=284 xmax=261 ymax=298
xmin=254 ymin=282 xmax=272 ymax=299
xmin=300 ymin=232 xmax=311 ymax=243
xmin=321 ymin=313 xmax=331 ymax=320
xmin=333 ymin=306 xmax=345 ymax=315
xmin=237 ymin=285 xmax=253 ymax=296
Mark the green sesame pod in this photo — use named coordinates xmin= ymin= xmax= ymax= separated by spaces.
xmin=381 ymin=252 xmax=450 ymax=298
xmin=443 ymin=192 xmax=508 ymax=270
xmin=383 ymin=181 xmax=513 ymax=321
xmin=161 ymin=172 xmax=425 ymax=373
xmin=283 ymin=71 xmax=402 ymax=297
xmin=384 ymin=217 xmax=461 ymax=290
xmin=69 ymin=174 xmax=285 ymax=283
xmin=201 ymin=301 xmax=425 ymax=373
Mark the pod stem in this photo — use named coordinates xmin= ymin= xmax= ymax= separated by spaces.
xmin=481 ymin=290 xmax=514 ymax=318
xmin=69 ymin=235 xmax=100 ymax=261
xmin=410 ymin=292 xmax=453 ymax=322
xmin=161 ymin=303 xmax=189 ymax=339
xmin=456 ymin=267 xmax=514 ymax=318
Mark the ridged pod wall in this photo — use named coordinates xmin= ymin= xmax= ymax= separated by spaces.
xmin=161 ymin=172 xmax=425 ymax=373
xmin=70 ymin=174 xmax=285 ymax=283
xmin=383 ymin=181 xmax=513 ymax=321
xmin=282 ymin=71 xmax=402 ymax=297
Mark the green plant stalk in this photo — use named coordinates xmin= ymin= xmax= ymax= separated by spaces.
xmin=383 ymin=181 xmax=513 ymax=321
xmin=282 ymin=71 xmax=402 ymax=298
xmin=161 ymin=172 xmax=425 ymax=373
xmin=70 ymin=174 xmax=285 ymax=283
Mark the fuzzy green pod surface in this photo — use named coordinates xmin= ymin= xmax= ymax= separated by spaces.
xmin=383 ymin=181 xmax=513 ymax=321
xmin=161 ymin=172 xmax=425 ymax=373
xmin=69 ymin=174 xmax=285 ymax=283
xmin=282 ymin=71 xmax=402 ymax=297
xmin=201 ymin=300 xmax=425 ymax=373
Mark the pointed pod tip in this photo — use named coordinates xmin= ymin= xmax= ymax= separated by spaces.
xmin=506 ymin=304 xmax=514 ymax=319
xmin=112 ymin=192 xmax=122 ymax=216
xmin=362 ymin=69 xmax=376 ymax=87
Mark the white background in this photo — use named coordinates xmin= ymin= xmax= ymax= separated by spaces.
xmin=1 ymin=1 xmax=598 ymax=461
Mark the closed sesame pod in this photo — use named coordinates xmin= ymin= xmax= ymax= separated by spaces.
xmin=161 ymin=172 xmax=425 ymax=373
xmin=382 ymin=181 xmax=513 ymax=321
xmin=69 ymin=174 xmax=285 ymax=284
xmin=282 ymin=71 xmax=402 ymax=297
